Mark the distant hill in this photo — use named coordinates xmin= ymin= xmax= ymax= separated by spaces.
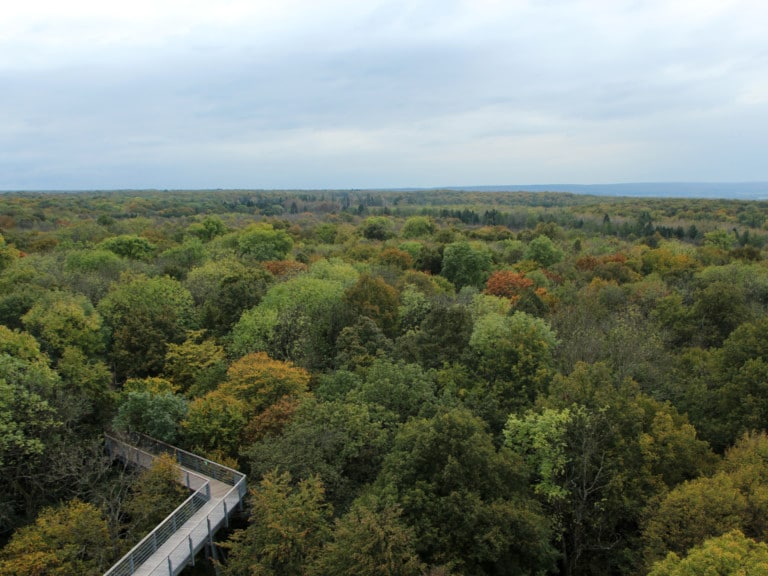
xmin=429 ymin=182 xmax=768 ymax=200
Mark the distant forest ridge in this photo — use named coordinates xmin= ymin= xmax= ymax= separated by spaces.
xmin=5 ymin=181 xmax=768 ymax=199
xmin=427 ymin=182 xmax=768 ymax=199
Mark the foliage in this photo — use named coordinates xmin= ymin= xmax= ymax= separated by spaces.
xmin=222 ymin=470 xmax=332 ymax=576
xmin=122 ymin=453 xmax=188 ymax=539
xmin=376 ymin=407 xmax=556 ymax=575
xmin=246 ymin=397 xmax=392 ymax=511
xmin=308 ymin=495 xmax=424 ymax=576
xmin=163 ymin=330 xmax=226 ymax=394
xmin=647 ymin=530 xmax=768 ymax=576
xmin=237 ymin=223 xmax=294 ymax=261
xmin=98 ymin=274 xmax=197 ymax=380
xmin=98 ymin=234 xmax=157 ymax=260
xmin=21 ymin=291 xmax=105 ymax=359
xmin=524 ymin=235 xmax=564 ymax=267
xmin=6 ymin=189 xmax=768 ymax=573
xmin=113 ymin=380 xmax=188 ymax=443
xmin=0 ymin=499 xmax=111 ymax=576
xmin=343 ymin=274 xmax=400 ymax=338
xmin=440 ymin=241 xmax=492 ymax=289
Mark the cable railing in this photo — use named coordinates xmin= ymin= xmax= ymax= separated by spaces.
xmin=103 ymin=432 xmax=247 ymax=576
xmin=118 ymin=431 xmax=245 ymax=487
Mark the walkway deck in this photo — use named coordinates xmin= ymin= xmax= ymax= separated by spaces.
xmin=104 ymin=433 xmax=247 ymax=576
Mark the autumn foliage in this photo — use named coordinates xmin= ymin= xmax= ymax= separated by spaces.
xmin=484 ymin=270 xmax=534 ymax=302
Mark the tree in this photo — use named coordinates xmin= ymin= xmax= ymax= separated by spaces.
xmin=223 ymin=352 xmax=310 ymax=413
xmin=98 ymin=234 xmax=157 ymax=260
xmin=440 ymin=241 xmax=492 ymax=289
xmin=98 ymin=274 xmax=197 ymax=380
xmin=21 ymin=290 xmax=106 ymax=360
xmin=0 ymin=233 xmax=20 ymax=273
xmin=237 ymin=223 xmax=293 ymax=261
xmin=187 ymin=216 xmax=227 ymax=241
xmin=0 ymin=499 xmax=111 ymax=576
xmin=246 ymin=398 xmax=392 ymax=511
xmin=648 ymin=530 xmax=768 ymax=576
xmin=343 ymin=274 xmax=400 ymax=338
xmin=123 ymin=453 xmax=188 ymax=540
xmin=376 ymin=408 xmax=556 ymax=575
xmin=468 ymin=311 xmax=558 ymax=419
xmin=484 ymin=270 xmax=534 ymax=302
xmin=230 ymin=270 xmax=353 ymax=370
xmin=352 ymin=358 xmax=437 ymax=422
xmin=396 ymin=301 xmax=473 ymax=369
xmin=524 ymin=235 xmax=564 ymax=267
xmin=186 ymin=258 xmax=272 ymax=336
xmin=163 ymin=330 xmax=227 ymax=395
xmin=527 ymin=362 xmax=716 ymax=576
xmin=113 ymin=378 xmax=188 ymax=443
xmin=182 ymin=390 xmax=248 ymax=456
xmin=308 ymin=495 xmax=423 ymax=576
xmin=222 ymin=471 xmax=332 ymax=576
xmin=401 ymin=216 xmax=435 ymax=239
xmin=361 ymin=217 xmax=394 ymax=241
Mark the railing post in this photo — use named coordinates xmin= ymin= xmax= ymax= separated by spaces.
xmin=153 ymin=531 xmax=158 ymax=552
xmin=185 ymin=471 xmax=190 ymax=490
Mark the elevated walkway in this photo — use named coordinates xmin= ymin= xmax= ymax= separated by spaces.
xmin=104 ymin=432 xmax=247 ymax=576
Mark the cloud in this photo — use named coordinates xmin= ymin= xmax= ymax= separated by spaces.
xmin=1 ymin=0 xmax=767 ymax=188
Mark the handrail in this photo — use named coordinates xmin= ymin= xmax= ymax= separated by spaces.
xmin=103 ymin=432 xmax=247 ymax=576
xmin=121 ymin=431 xmax=245 ymax=486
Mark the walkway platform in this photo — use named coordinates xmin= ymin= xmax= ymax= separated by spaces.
xmin=104 ymin=433 xmax=247 ymax=576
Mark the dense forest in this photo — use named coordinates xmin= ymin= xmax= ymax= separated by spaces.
xmin=2 ymin=188 xmax=768 ymax=575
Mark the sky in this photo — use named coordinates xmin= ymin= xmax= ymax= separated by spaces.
xmin=2 ymin=0 xmax=768 ymax=190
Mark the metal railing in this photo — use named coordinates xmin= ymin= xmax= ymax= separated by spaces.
xmin=103 ymin=432 xmax=247 ymax=576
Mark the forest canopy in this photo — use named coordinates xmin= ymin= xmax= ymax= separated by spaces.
xmin=2 ymin=188 xmax=768 ymax=575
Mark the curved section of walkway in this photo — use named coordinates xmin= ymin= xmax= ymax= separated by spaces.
xmin=104 ymin=433 xmax=247 ymax=576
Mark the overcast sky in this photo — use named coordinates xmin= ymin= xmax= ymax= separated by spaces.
xmin=2 ymin=0 xmax=767 ymax=190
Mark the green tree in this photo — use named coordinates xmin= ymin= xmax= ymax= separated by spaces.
xmin=0 ymin=499 xmax=111 ymax=576
xmin=123 ymin=453 xmax=188 ymax=539
xmin=246 ymin=398 xmax=392 ymax=511
xmin=648 ymin=530 xmax=768 ymax=576
xmin=308 ymin=495 xmax=424 ymax=576
xmin=98 ymin=234 xmax=157 ymax=260
xmin=352 ymin=358 xmax=437 ymax=422
xmin=222 ymin=471 xmax=332 ymax=576
xmin=237 ymin=223 xmax=293 ymax=261
xmin=187 ymin=216 xmax=227 ymax=241
xmin=163 ymin=330 xmax=227 ymax=395
xmin=113 ymin=378 xmax=188 ymax=443
xmin=186 ymin=258 xmax=272 ymax=336
xmin=440 ymin=241 xmax=492 ymax=289
xmin=98 ymin=274 xmax=197 ymax=380
xmin=360 ymin=217 xmax=394 ymax=241
xmin=400 ymin=216 xmax=435 ymax=239
xmin=343 ymin=274 xmax=400 ymax=338
xmin=182 ymin=390 xmax=248 ymax=456
xmin=231 ymin=270 xmax=352 ymax=369
xmin=524 ymin=235 xmax=564 ymax=267
xmin=21 ymin=290 xmax=106 ymax=359
xmin=468 ymin=310 xmax=558 ymax=420
xmin=376 ymin=407 xmax=556 ymax=575
xmin=0 ymin=234 xmax=20 ymax=272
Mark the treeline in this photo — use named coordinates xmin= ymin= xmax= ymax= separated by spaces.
xmin=2 ymin=189 xmax=768 ymax=574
